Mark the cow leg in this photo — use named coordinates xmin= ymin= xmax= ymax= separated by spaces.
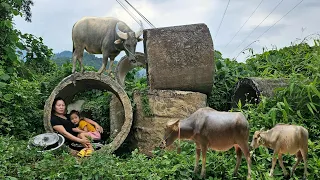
xmin=238 ymin=143 xmax=251 ymax=179
xmin=269 ymin=150 xmax=279 ymax=177
xmin=291 ymin=151 xmax=302 ymax=177
xmin=194 ymin=144 xmax=201 ymax=173
xmin=72 ymin=54 xmax=77 ymax=74
xmin=233 ymin=145 xmax=242 ymax=176
xmin=78 ymin=53 xmax=84 ymax=73
xmin=72 ymin=48 xmax=83 ymax=74
xmin=98 ymin=53 xmax=109 ymax=74
xmin=106 ymin=56 xmax=115 ymax=75
xmin=200 ymin=146 xmax=207 ymax=179
xmin=71 ymin=52 xmax=78 ymax=85
xmin=301 ymin=148 xmax=308 ymax=180
xmin=72 ymin=47 xmax=84 ymax=85
xmin=278 ymin=153 xmax=289 ymax=177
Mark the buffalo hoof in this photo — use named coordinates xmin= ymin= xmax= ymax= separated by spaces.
xmin=290 ymin=172 xmax=294 ymax=178
xmin=200 ymin=171 xmax=206 ymax=179
xmin=232 ymin=172 xmax=238 ymax=177
xmin=105 ymin=70 xmax=112 ymax=76
xmin=193 ymin=167 xmax=198 ymax=174
xmin=284 ymin=174 xmax=290 ymax=180
xmin=72 ymin=74 xmax=76 ymax=86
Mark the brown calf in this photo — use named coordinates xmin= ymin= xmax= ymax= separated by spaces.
xmin=161 ymin=107 xmax=251 ymax=179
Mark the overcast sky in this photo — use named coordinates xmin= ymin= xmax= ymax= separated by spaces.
xmin=14 ymin=0 xmax=320 ymax=62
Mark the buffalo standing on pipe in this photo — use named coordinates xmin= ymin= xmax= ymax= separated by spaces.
xmin=72 ymin=17 xmax=143 ymax=75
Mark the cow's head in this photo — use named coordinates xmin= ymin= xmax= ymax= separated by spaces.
xmin=160 ymin=119 xmax=180 ymax=149
xmin=250 ymin=127 xmax=265 ymax=149
xmin=114 ymin=23 xmax=143 ymax=63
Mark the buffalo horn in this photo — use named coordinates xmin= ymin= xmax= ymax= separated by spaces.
xmin=115 ymin=23 xmax=128 ymax=40
xmin=135 ymin=25 xmax=143 ymax=38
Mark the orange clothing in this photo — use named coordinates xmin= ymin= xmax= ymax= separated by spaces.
xmin=78 ymin=120 xmax=96 ymax=132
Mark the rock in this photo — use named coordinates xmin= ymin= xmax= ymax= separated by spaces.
xmin=66 ymin=99 xmax=85 ymax=114
xmin=143 ymin=23 xmax=215 ymax=95
xmin=132 ymin=89 xmax=207 ymax=156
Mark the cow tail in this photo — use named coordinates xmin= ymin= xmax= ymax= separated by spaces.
xmin=72 ymin=23 xmax=76 ymax=54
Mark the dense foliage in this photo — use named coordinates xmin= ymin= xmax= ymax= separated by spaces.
xmin=1 ymin=0 xmax=320 ymax=179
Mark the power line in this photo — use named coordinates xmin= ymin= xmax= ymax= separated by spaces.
xmin=224 ymin=0 xmax=264 ymax=48
xmin=214 ymin=0 xmax=231 ymax=41
xmin=123 ymin=0 xmax=156 ymax=28
xmin=256 ymin=0 xmax=304 ymax=41
xmin=115 ymin=0 xmax=141 ymax=25
xmin=124 ymin=0 xmax=154 ymax=28
xmin=235 ymin=0 xmax=304 ymax=60
xmin=232 ymin=0 xmax=284 ymax=54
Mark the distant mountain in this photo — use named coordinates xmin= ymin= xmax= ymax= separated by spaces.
xmin=52 ymin=51 xmax=114 ymax=70
xmin=54 ymin=51 xmax=72 ymax=59
xmin=52 ymin=51 xmax=146 ymax=78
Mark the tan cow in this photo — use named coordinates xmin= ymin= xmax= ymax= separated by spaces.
xmin=250 ymin=124 xmax=308 ymax=179
xmin=161 ymin=107 xmax=251 ymax=179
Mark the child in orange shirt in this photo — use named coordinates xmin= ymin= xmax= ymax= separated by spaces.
xmin=70 ymin=110 xmax=101 ymax=141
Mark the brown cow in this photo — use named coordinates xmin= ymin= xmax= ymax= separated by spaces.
xmin=250 ymin=124 xmax=308 ymax=179
xmin=161 ymin=107 xmax=251 ymax=179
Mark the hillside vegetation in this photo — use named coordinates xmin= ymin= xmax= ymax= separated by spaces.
xmin=1 ymin=0 xmax=319 ymax=179
xmin=53 ymin=50 xmax=107 ymax=70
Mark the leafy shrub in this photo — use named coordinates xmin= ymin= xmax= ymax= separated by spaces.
xmin=2 ymin=135 xmax=320 ymax=180
xmin=1 ymin=0 xmax=320 ymax=179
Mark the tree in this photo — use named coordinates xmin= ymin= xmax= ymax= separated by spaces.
xmin=0 ymin=0 xmax=33 ymax=67
xmin=0 ymin=0 xmax=54 ymax=136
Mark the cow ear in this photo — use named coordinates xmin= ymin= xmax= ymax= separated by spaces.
xmin=171 ymin=124 xmax=179 ymax=132
xmin=114 ymin=39 xmax=122 ymax=44
xmin=257 ymin=132 xmax=261 ymax=137
xmin=137 ymin=37 xmax=143 ymax=42
xmin=167 ymin=119 xmax=179 ymax=126
xmin=166 ymin=119 xmax=180 ymax=130
xmin=258 ymin=136 xmax=265 ymax=144
xmin=258 ymin=132 xmax=265 ymax=144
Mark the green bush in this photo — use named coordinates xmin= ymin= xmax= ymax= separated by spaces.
xmin=1 ymin=0 xmax=320 ymax=179
xmin=1 ymin=135 xmax=319 ymax=180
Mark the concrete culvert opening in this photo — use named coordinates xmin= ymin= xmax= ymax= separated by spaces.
xmin=43 ymin=72 xmax=133 ymax=153
xmin=232 ymin=77 xmax=288 ymax=108
xmin=232 ymin=79 xmax=260 ymax=108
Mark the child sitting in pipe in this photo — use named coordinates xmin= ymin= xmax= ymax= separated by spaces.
xmin=70 ymin=110 xmax=101 ymax=141
xmin=70 ymin=110 xmax=101 ymax=157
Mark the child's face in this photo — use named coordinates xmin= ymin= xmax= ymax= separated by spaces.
xmin=70 ymin=113 xmax=80 ymax=125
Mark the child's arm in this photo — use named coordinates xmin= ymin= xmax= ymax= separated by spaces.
xmin=83 ymin=117 xmax=103 ymax=133
xmin=72 ymin=127 xmax=86 ymax=133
